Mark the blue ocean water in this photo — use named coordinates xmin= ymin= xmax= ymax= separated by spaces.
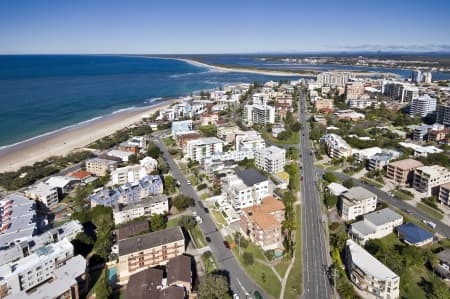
xmin=0 ymin=55 xmax=300 ymax=147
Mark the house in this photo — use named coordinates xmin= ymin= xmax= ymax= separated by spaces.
xmin=113 ymin=195 xmax=169 ymax=225
xmin=397 ymin=222 xmax=433 ymax=246
xmin=0 ymin=239 xmax=87 ymax=299
xmin=322 ymin=133 xmax=352 ymax=159
xmin=340 ymin=187 xmax=377 ymax=221
xmin=240 ymin=196 xmax=285 ymax=250
xmin=118 ymin=226 xmax=185 ymax=281
xmin=344 ymin=239 xmax=400 ymax=299
xmin=0 ymin=194 xmax=37 ymax=249
xmin=68 ymin=170 xmax=92 ymax=184
xmin=386 ymin=159 xmax=424 ymax=186
xmin=349 ymin=208 xmax=403 ymax=245
xmin=435 ymin=249 xmax=450 ymax=279
xmin=107 ymin=149 xmax=134 ymax=162
xmin=185 ymin=137 xmax=224 ymax=162
xmin=222 ymin=168 xmax=270 ymax=211
xmin=254 ymin=145 xmax=286 ymax=174
xmin=413 ymin=165 xmax=450 ymax=196
xmin=85 ymin=157 xmax=119 ymax=176
xmin=24 ymin=182 xmax=59 ymax=208
xmin=125 ymin=255 xmax=192 ymax=299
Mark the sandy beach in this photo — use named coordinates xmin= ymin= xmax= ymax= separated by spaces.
xmin=0 ymin=100 xmax=176 ymax=173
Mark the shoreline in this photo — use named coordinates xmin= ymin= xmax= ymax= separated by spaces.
xmin=0 ymin=100 xmax=176 ymax=173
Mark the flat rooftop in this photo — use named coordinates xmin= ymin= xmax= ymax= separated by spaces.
xmin=388 ymin=158 xmax=424 ymax=169
xmin=235 ymin=168 xmax=268 ymax=186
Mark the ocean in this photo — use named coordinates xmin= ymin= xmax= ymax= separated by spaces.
xmin=0 ymin=55 xmax=300 ymax=147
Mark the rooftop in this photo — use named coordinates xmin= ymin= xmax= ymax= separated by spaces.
xmin=118 ymin=220 xmax=150 ymax=241
xmin=364 ymin=208 xmax=403 ymax=227
xmin=397 ymin=222 xmax=433 ymax=244
xmin=235 ymin=168 xmax=268 ymax=186
xmin=388 ymin=158 xmax=424 ymax=169
xmin=346 ymin=239 xmax=398 ymax=281
xmin=342 ymin=186 xmax=376 ymax=202
xmin=416 ymin=165 xmax=450 ymax=177
xmin=69 ymin=170 xmax=92 ymax=180
xmin=166 ymin=255 xmax=191 ymax=285
xmin=119 ymin=226 xmax=184 ymax=256
xmin=326 ymin=183 xmax=348 ymax=197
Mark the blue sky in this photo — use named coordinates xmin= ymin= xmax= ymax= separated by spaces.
xmin=1 ymin=0 xmax=449 ymax=54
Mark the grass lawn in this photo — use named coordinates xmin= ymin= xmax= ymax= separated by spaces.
xmin=416 ymin=202 xmax=444 ymax=220
xmin=274 ymin=260 xmax=290 ymax=278
xmin=189 ymin=225 xmax=207 ymax=248
xmin=231 ymin=246 xmax=281 ymax=299
xmin=210 ymin=209 xmax=228 ymax=228
xmin=262 ymin=130 xmax=300 ymax=145
xmin=392 ymin=190 xmax=413 ymax=200
xmin=361 ymin=176 xmax=384 ymax=188
xmin=188 ymin=175 xmax=199 ymax=186
xmin=166 ymin=216 xmax=181 ymax=228
xmin=284 ymin=205 xmax=302 ymax=299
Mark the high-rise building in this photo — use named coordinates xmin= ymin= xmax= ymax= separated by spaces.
xmin=243 ymin=104 xmax=275 ymax=126
xmin=316 ymin=72 xmax=351 ymax=87
xmin=437 ymin=103 xmax=450 ymax=126
xmin=409 ymin=95 xmax=437 ymax=117
xmin=345 ymin=81 xmax=365 ymax=100
xmin=382 ymin=80 xmax=418 ymax=103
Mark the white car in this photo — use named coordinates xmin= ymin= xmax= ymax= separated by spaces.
xmin=187 ymin=180 xmax=191 ymax=185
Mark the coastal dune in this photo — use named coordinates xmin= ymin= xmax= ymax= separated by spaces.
xmin=0 ymin=101 xmax=174 ymax=173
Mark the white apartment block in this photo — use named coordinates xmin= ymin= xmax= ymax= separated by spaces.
xmin=409 ymin=95 xmax=437 ymax=117
xmin=350 ymin=208 xmax=403 ymax=245
xmin=24 ymin=182 xmax=59 ymax=208
xmin=340 ymin=187 xmax=377 ymax=221
xmin=235 ymin=131 xmax=265 ymax=152
xmin=113 ymin=196 xmax=169 ymax=225
xmin=382 ymin=80 xmax=419 ymax=103
xmin=348 ymin=98 xmax=377 ymax=109
xmin=222 ymin=168 xmax=270 ymax=211
xmin=323 ymin=133 xmax=352 ymax=159
xmin=243 ymin=104 xmax=275 ymax=126
xmin=413 ymin=165 xmax=450 ymax=196
xmin=0 ymin=239 xmax=80 ymax=297
xmin=112 ymin=165 xmax=148 ymax=185
xmin=254 ymin=146 xmax=286 ymax=174
xmin=202 ymin=150 xmax=255 ymax=165
xmin=85 ymin=157 xmax=118 ymax=176
xmin=345 ymin=239 xmax=400 ymax=299
xmin=185 ymin=137 xmax=224 ymax=162
xmin=317 ymin=72 xmax=351 ymax=87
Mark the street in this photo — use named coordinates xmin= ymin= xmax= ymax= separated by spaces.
xmin=298 ymin=88 xmax=332 ymax=299
xmin=151 ymin=137 xmax=269 ymax=299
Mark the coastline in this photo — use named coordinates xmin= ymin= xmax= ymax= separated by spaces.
xmin=0 ymin=100 xmax=176 ymax=173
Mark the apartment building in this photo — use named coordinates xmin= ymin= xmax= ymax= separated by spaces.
xmin=349 ymin=208 xmax=403 ymax=245
xmin=240 ymin=196 xmax=285 ymax=250
xmin=317 ymin=72 xmax=351 ymax=87
xmin=217 ymin=125 xmax=242 ymax=142
xmin=118 ymin=142 xmax=139 ymax=154
xmin=111 ymin=165 xmax=147 ymax=185
xmin=85 ymin=157 xmax=119 ymax=176
xmin=222 ymin=168 xmax=270 ymax=211
xmin=0 ymin=239 xmax=87 ymax=298
xmin=171 ymin=120 xmax=193 ymax=136
xmin=24 ymin=182 xmax=59 ymax=208
xmin=340 ymin=187 xmax=377 ymax=221
xmin=382 ymin=80 xmax=418 ymax=103
xmin=175 ymin=131 xmax=201 ymax=148
xmin=386 ymin=159 xmax=424 ymax=186
xmin=413 ymin=165 xmax=450 ymax=196
xmin=113 ymin=195 xmax=169 ymax=225
xmin=409 ymin=95 xmax=437 ymax=117
xmin=436 ymin=103 xmax=450 ymax=126
xmin=118 ymin=226 xmax=185 ymax=281
xmin=185 ymin=137 xmax=224 ymax=162
xmin=345 ymin=81 xmax=365 ymax=100
xmin=254 ymin=145 xmax=286 ymax=174
xmin=367 ymin=150 xmax=400 ymax=171
xmin=314 ymin=98 xmax=334 ymax=112
xmin=322 ymin=133 xmax=352 ymax=159
xmin=345 ymin=239 xmax=400 ymax=299
xmin=439 ymin=182 xmax=450 ymax=207
xmin=348 ymin=98 xmax=377 ymax=109
xmin=235 ymin=131 xmax=265 ymax=152
xmin=243 ymin=104 xmax=275 ymax=126
xmin=0 ymin=194 xmax=37 ymax=249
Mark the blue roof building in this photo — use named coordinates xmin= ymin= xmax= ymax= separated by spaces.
xmin=397 ymin=222 xmax=433 ymax=247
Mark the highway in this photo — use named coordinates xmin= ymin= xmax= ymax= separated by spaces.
xmin=298 ymin=88 xmax=332 ymax=299
xmin=151 ymin=137 xmax=269 ymax=299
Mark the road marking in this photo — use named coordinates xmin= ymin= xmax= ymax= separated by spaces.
xmin=236 ymin=278 xmax=248 ymax=296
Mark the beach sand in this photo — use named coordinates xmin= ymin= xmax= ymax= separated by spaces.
xmin=0 ymin=100 xmax=176 ymax=173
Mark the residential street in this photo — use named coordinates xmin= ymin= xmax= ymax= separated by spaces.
xmin=151 ymin=137 xmax=270 ymax=299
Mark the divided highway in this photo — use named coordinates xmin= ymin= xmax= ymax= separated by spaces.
xmin=298 ymin=89 xmax=332 ymax=299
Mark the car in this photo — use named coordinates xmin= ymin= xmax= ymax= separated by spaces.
xmin=233 ymin=294 xmax=240 ymax=299
xmin=187 ymin=180 xmax=191 ymax=185
xmin=206 ymin=237 xmax=211 ymax=242
xmin=204 ymin=207 xmax=209 ymax=213
xmin=253 ymin=290 xmax=263 ymax=299
xmin=223 ymin=241 xmax=230 ymax=248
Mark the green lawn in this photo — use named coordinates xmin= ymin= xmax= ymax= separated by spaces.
xmin=416 ymin=202 xmax=444 ymax=220
xmin=274 ymin=260 xmax=290 ymax=278
xmin=392 ymin=190 xmax=413 ymax=200
xmin=210 ymin=209 xmax=228 ymax=228
xmin=361 ymin=176 xmax=384 ymax=188
xmin=201 ymin=252 xmax=218 ymax=274
xmin=166 ymin=217 xmax=181 ymax=228
xmin=284 ymin=206 xmax=302 ymax=299
xmin=262 ymin=130 xmax=300 ymax=145
xmin=231 ymin=246 xmax=281 ymax=299
xmin=189 ymin=225 xmax=207 ymax=248
xmin=188 ymin=175 xmax=199 ymax=186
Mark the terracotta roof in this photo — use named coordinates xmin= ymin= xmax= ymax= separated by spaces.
xmin=260 ymin=196 xmax=285 ymax=213
xmin=69 ymin=170 xmax=91 ymax=180
xmin=166 ymin=255 xmax=191 ymax=285
xmin=242 ymin=196 xmax=285 ymax=231
xmin=388 ymin=159 xmax=424 ymax=170
xmin=250 ymin=210 xmax=281 ymax=230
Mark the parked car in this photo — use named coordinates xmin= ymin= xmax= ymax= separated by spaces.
xmin=253 ymin=290 xmax=263 ymax=299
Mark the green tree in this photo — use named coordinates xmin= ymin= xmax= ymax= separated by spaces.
xmin=343 ymin=178 xmax=354 ymax=189
xmin=164 ymin=175 xmax=176 ymax=194
xmin=323 ymin=172 xmax=337 ymax=183
xmin=150 ymin=214 xmax=167 ymax=231
xmin=172 ymin=195 xmax=193 ymax=211
xmin=147 ymin=142 xmax=162 ymax=159
xmin=178 ymin=215 xmax=197 ymax=230
xmin=198 ymin=273 xmax=231 ymax=299
xmin=199 ymin=125 xmax=217 ymax=137
xmin=94 ymin=269 xmax=112 ymax=299
xmin=238 ymin=158 xmax=255 ymax=169
xmin=243 ymin=252 xmax=254 ymax=265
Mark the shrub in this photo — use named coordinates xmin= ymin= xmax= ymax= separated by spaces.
xmin=243 ymin=252 xmax=254 ymax=265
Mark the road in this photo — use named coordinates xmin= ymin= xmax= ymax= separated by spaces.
xmin=321 ymin=170 xmax=450 ymax=238
xmin=151 ymin=137 xmax=269 ymax=299
xmin=298 ymin=88 xmax=332 ymax=299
